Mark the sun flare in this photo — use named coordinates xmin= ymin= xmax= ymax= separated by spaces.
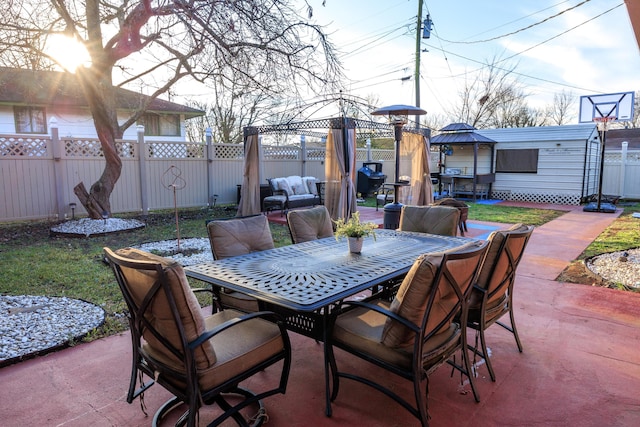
xmin=46 ymin=34 xmax=91 ymax=72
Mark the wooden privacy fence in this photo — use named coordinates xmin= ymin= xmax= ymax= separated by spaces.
xmin=0 ymin=126 xmax=395 ymax=222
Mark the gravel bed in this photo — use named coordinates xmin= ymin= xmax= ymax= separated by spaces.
xmin=586 ymin=248 xmax=640 ymax=289
xmin=0 ymin=295 xmax=105 ymax=365
xmin=50 ymin=217 xmax=145 ymax=236
xmin=133 ymin=238 xmax=214 ymax=266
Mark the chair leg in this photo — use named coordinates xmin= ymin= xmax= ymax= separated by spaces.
xmin=512 ymin=311 xmax=523 ymax=352
xmin=414 ymin=375 xmax=429 ymax=427
xmin=478 ymin=327 xmax=496 ymax=382
xmin=462 ymin=330 xmax=481 ymax=402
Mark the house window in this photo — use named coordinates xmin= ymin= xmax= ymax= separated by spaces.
xmin=140 ymin=113 xmax=180 ymax=136
xmin=14 ymin=106 xmax=47 ymax=134
xmin=495 ymin=149 xmax=539 ymax=173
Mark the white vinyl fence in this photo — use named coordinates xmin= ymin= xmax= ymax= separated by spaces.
xmin=602 ymin=142 xmax=640 ymax=199
xmin=0 ymin=126 xmax=394 ymax=222
xmin=1 ymin=126 xmax=638 ymax=223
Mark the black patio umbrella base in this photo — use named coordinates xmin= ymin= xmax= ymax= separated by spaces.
xmin=583 ymin=202 xmax=617 ymax=213
xmin=383 ymin=202 xmax=403 ymax=229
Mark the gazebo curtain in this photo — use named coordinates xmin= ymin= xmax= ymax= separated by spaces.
xmin=398 ymin=132 xmax=433 ymax=206
xmin=324 ymin=119 xmax=357 ymax=220
xmin=237 ymin=132 xmax=261 ymax=216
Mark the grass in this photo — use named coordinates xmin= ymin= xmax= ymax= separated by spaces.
xmin=1 ymin=199 xmax=638 ymax=341
xmin=579 ymin=203 xmax=640 ymax=259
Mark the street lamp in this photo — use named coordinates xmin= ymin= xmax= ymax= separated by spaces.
xmin=371 ymin=104 xmax=426 ymax=228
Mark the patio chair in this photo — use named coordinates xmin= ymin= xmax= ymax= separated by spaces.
xmin=433 ymin=197 xmax=469 ymax=236
xmin=376 ymin=184 xmax=395 ymax=211
xmin=103 ymin=247 xmax=291 ymax=427
xmin=398 ymin=205 xmax=461 ymax=236
xmin=466 ymin=223 xmax=534 ymax=381
xmin=326 ymin=240 xmax=489 ymax=426
xmin=206 ymin=214 xmax=275 ymax=312
xmin=286 ymin=205 xmax=334 ymax=244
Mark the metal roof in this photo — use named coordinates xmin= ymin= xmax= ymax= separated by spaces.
xmin=475 ymin=124 xmax=599 ymax=143
xmin=430 ymin=122 xmax=496 ymax=144
xmin=438 ymin=122 xmax=476 ymax=132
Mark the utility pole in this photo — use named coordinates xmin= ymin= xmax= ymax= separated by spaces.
xmin=414 ymin=2 xmax=432 ymax=127
xmin=414 ymin=0 xmax=424 ymax=127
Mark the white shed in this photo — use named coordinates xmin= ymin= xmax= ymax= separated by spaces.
xmin=476 ymin=124 xmax=600 ymax=205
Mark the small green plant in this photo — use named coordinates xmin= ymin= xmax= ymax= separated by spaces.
xmin=333 ymin=211 xmax=377 ymax=240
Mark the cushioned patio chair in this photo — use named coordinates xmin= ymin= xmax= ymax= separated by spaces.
xmin=467 ymin=223 xmax=534 ymax=381
xmin=398 ymin=205 xmax=461 ymax=236
xmin=206 ymin=215 xmax=275 ymax=312
xmin=104 ymin=247 xmax=291 ymax=427
xmin=287 ymin=205 xmax=334 ymax=244
xmin=433 ymin=197 xmax=469 ymax=236
xmin=326 ymin=240 xmax=489 ymax=426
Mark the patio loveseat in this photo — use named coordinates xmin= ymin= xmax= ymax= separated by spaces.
xmin=263 ymin=175 xmax=321 ymax=215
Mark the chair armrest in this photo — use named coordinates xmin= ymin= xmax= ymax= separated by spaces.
xmin=333 ymin=300 xmax=420 ymax=334
xmin=189 ymin=310 xmax=288 ymax=350
xmin=271 ymin=189 xmax=290 ymax=200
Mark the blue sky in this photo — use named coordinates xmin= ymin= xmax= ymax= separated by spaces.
xmin=308 ymin=0 xmax=639 ymax=123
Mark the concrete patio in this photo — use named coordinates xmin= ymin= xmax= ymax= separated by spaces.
xmin=1 ymin=203 xmax=639 ymax=426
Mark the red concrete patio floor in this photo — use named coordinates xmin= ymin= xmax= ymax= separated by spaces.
xmin=2 ymin=204 xmax=640 ymax=426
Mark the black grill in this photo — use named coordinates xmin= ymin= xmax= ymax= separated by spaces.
xmin=357 ymin=162 xmax=387 ymax=197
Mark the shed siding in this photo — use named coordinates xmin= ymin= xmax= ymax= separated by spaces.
xmin=476 ymin=124 xmax=599 ymax=204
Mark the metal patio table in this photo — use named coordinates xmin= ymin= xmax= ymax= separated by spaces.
xmin=185 ymin=229 xmax=474 ymax=416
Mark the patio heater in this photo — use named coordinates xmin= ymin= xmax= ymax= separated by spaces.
xmin=371 ymin=104 xmax=426 ymax=229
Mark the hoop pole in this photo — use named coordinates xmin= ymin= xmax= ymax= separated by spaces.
xmin=594 ymin=118 xmax=614 ymax=212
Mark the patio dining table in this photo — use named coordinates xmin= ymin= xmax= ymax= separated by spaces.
xmin=184 ymin=229 xmax=474 ymax=416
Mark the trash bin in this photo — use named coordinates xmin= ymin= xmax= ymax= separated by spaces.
xmin=357 ymin=162 xmax=387 ymax=197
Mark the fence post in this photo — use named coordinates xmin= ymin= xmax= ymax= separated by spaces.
xmin=206 ymin=128 xmax=215 ymax=206
xmin=137 ymin=125 xmax=148 ymax=215
xmin=620 ymin=141 xmax=628 ymax=198
xmin=50 ymin=117 xmax=66 ymax=220
xmin=301 ymin=134 xmax=306 ymax=177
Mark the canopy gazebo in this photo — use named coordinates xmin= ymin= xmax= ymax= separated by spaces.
xmin=431 ymin=123 xmax=496 ymax=201
xmin=237 ymin=117 xmax=431 ymax=220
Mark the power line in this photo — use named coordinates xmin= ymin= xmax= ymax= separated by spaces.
xmin=420 ymin=2 xmax=624 ymax=96
xmin=438 ymin=0 xmax=592 ymax=45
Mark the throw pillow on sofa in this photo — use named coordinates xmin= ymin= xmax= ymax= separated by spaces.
xmin=302 ymin=176 xmax=318 ymax=196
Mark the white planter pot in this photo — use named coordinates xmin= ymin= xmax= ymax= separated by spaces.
xmin=348 ymin=237 xmax=364 ymax=253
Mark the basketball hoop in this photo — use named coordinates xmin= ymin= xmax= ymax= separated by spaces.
xmin=593 ymin=116 xmax=617 ymax=122
xmin=593 ymin=116 xmax=616 ymax=131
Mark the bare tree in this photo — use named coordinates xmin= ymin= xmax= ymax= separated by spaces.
xmin=447 ymin=57 xmax=537 ymax=129
xmin=185 ymin=74 xmax=269 ymax=144
xmin=0 ymin=0 xmax=340 ymax=218
xmin=546 ymin=90 xmax=576 ymax=125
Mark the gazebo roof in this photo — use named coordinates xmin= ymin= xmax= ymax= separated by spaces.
xmin=431 ymin=122 xmax=496 ymax=145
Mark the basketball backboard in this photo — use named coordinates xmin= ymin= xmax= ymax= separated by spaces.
xmin=579 ymin=91 xmax=635 ymax=123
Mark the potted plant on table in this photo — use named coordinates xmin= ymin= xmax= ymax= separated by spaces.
xmin=333 ymin=211 xmax=377 ymax=253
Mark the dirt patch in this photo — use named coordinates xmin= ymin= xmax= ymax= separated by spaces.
xmin=556 ymin=261 xmax=605 ymax=286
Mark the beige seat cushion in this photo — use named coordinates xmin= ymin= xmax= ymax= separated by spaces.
xmin=398 ymin=205 xmax=460 ymax=236
xmin=115 ymin=248 xmax=216 ymax=369
xmin=470 ymin=223 xmax=532 ymax=309
xmin=287 ymin=206 xmax=334 ymax=243
xmin=144 ymin=309 xmax=285 ymax=391
xmin=207 ymin=215 xmax=275 ymax=260
xmin=381 ymin=242 xmax=481 ymax=349
xmin=333 ymin=300 xmax=459 ymax=370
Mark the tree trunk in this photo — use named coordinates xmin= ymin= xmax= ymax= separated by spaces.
xmin=73 ymin=65 xmax=123 ymax=219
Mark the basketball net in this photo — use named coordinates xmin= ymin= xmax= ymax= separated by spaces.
xmin=593 ymin=116 xmax=616 ymax=132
